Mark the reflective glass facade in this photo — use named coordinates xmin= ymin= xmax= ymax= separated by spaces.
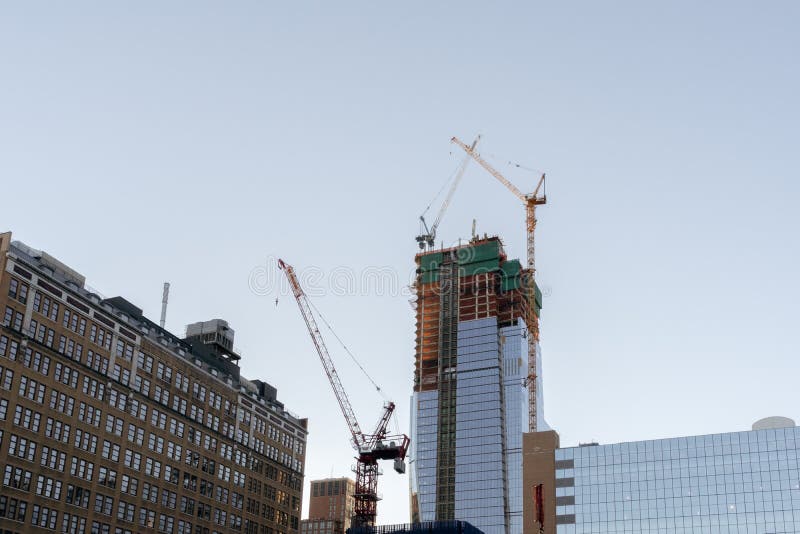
xmin=554 ymin=426 xmax=800 ymax=534
xmin=455 ymin=318 xmax=506 ymax=532
xmin=501 ymin=322 xmax=528 ymax=533
xmin=411 ymin=316 xmax=533 ymax=534
xmin=412 ymin=390 xmax=439 ymax=521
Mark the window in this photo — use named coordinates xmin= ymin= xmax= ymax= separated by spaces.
xmin=148 ymin=433 xmax=165 ymax=454
xmin=82 ymin=376 xmax=105 ymax=400
xmin=160 ymin=490 xmax=177 ymax=510
xmin=78 ymin=401 xmax=101 ymax=427
xmin=13 ymin=404 xmax=42 ymax=432
xmin=117 ymin=500 xmax=135 ymax=523
xmin=35 ymin=474 xmax=63 ymax=499
xmin=121 ymin=474 xmax=138 ymax=496
xmin=139 ymin=507 xmax=156 ymax=528
xmin=156 ymin=361 xmax=172 ymax=382
xmin=19 ymin=375 xmax=46 ymax=403
xmin=102 ymin=440 xmax=121 ymax=462
xmin=124 ymin=449 xmax=142 ymax=471
xmin=87 ymin=350 xmax=110 ymax=375
xmin=0 ymin=495 xmax=28 ymax=522
xmin=128 ymin=398 xmax=147 ymax=421
xmin=94 ymin=493 xmax=114 ymax=516
xmin=133 ymin=375 xmax=151 ymax=396
xmin=127 ymin=423 xmax=145 ymax=446
xmin=99 ymin=466 xmax=118 ymax=489
xmin=8 ymin=278 xmax=18 ymax=299
xmin=167 ymin=441 xmax=183 ymax=462
xmin=137 ymin=352 xmax=153 ymax=373
xmin=40 ymin=446 xmax=67 ymax=472
xmin=75 ymin=429 xmax=99 ymax=454
xmin=45 ymin=417 xmax=71 ymax=443
xmin=3 ymin=306 xmax=24 ymax=332
xmin=145 ymin=457 xmax=162 ymax=479
xmin=3 ymin=464 xmax=33 ymax=491
xmin=172 ymin=395 xmax=187 ymax=415
xmin=0 ymin=366 xmax=12 ymax=390
xmin=169 ymin=418 xmax=185 ymax=438
xmin=62 ymin=513 xmax=87 ymax=534
xmin=175 ymin=372 xmax=189 ymax=393
xmin=105 ymin=414 xmax=124 ymax=436
xmin=165 ymin=464 xmax=180 ymax=485
xmin=49 ymin=390 xmax=75 ymax=416
xmin=65 ymin=484 xmax=91 ymax=507
xmin=70 ymin=457 xmax=94 ymax=481
xmin=109 ymin=388 xmax=128 ymax=410
xmin=8 ymin=434 xmax=37 ymax=461
xmin=143 ymin=482 xmax=159 ymax=503
xmin=150 ymin=408 xmax=167 ymax=430
xmin=54 ymin=362 xmax=80 ymax=388
xmin=154 ymin=385 xmax=170 ymax=405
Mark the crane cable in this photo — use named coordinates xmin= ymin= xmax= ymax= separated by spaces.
xmin=484 ymin=151 xmax=545 ymax=176
xmin=306 ymin=297 xmax=389 ymax=402
xmin=420 ymin=157 xmax=466 ymax=219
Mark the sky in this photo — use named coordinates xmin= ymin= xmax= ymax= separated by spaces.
xmin=1 ymin=1 xmax=799 ymax=526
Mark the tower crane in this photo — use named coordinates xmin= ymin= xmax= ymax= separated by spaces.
xmin=277 ymin=259 xmax=410 ymax=528
xmin=450 ymin=136 xmax=547 ymax=433
xmin=416 ymin=136 xmax=481 ymax=250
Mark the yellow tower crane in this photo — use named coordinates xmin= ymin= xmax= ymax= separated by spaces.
xmin=451 ymin=136 xmax=547 ymax=433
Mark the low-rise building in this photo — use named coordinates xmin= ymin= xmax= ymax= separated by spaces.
xmin=301 ymin=477 xmax=356 ymax=534
xmin=523 ymin=419 xmax=800 ymax=534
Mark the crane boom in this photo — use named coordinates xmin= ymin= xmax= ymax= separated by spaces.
xmin=278 ymin=258 xmax=411 ymax=527
xmin=451 ymin=136 xmax=547 ymax=433
xmin=278 ymin=259 xmax=366 ymax=448
xmin=416 ymin=136 xmax=480 ymax=249
xmin=450 ymin=136 xmax=527 ymax=202
xmin=430 ymin=136 xmax=480 ymax=232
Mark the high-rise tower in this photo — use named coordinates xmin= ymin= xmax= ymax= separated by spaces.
xmin=409 ymin=236 xmax=545 ymax=534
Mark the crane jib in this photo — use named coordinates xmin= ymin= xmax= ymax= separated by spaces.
xmin=277 ymin=258 xmax=411 ymax=527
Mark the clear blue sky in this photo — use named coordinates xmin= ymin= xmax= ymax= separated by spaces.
xmin=2 ymin=1 xmax=798 ymax=525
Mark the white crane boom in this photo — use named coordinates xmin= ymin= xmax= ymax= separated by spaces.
xmin=416 ymin=136 xmax=480 ymax=249
xmin=450 ymin=136 xmax=527 ymax=202
xmin=278 ymin=259 xmax=366 ymax=447
xmin=451 ymin=136 xmax=547 ymax=432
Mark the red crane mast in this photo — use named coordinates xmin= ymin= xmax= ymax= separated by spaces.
xmin=278 ymin=259 xmax=410 ymax=528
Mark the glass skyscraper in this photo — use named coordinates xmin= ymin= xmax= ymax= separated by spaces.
xmin=410 ymin=238 xmax=545 ymax=534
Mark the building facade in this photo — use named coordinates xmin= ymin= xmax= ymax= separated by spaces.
xmin=410 ymin=237 xmax=544 ymax=534
xmin=523 ymin=422 xmax=800 ymax=534
xmin=301 ymin=477 xmax=355 ymax=534
xmin=0 ymin=231 xmax=307 ymax=534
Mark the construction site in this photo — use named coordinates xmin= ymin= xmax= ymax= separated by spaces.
xmin=288 ymin=135 xmax=549 ymax=534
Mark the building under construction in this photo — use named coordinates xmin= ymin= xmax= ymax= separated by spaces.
xmin=409 ymin=236 xmax=545 ymax=534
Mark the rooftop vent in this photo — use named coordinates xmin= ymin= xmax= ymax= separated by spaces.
xmin=752 ymin=416 xmax=796 ymax=431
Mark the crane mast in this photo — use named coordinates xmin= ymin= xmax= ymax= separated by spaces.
xmin=450 ymin=137 xmax=547 ymax=432
xmin=278 ymin=259 xmax=410 ymax=527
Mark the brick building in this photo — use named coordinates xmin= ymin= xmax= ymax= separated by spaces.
xmin=0 ymin=231 xmax=307 ymax=534
xmin=301 ymin=477 xmax=355 ymax=534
